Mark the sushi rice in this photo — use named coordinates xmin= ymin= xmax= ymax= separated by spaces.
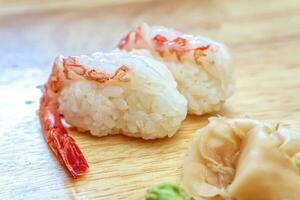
xmin=58 ymin=50 xmax=187 ymax=139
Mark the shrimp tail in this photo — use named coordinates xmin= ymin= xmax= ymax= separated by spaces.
xmin=39 ymin=95 xmax=89 ymax=178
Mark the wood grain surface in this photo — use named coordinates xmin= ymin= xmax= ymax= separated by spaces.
xmin=0 ymin=0 xmax=300 ymax=199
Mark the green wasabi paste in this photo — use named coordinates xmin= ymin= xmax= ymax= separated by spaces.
xmin=145 ymin=182 xmax=189 ymax=200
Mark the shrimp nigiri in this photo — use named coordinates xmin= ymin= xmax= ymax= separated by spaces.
xmin=39 ymin=50 xmax=187 ymax=177
xmin=118 ymin=23 xmax=235 ymax=115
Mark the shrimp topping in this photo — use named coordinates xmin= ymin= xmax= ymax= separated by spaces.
xmin=39 ymin=55 xmax=129 ymax=178
xmin=118 ymin=24 xmax=211 ymax=64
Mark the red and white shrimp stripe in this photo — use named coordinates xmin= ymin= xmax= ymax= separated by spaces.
xmin=118 ymin=23 xmax=225 ymax=66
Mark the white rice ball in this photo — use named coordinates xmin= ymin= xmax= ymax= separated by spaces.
xmin=57 ymin=50 xmax=187 ymax=139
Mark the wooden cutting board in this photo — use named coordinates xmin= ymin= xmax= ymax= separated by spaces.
xmin=1 ymin=0 xmax=300 ymax=199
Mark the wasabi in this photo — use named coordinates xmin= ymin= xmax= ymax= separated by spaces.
xmin=145 ymin=182 xmax=189 ymax=200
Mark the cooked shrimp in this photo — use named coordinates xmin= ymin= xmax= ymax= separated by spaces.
xmin=39 ymin=50 xmax=187 ymax=177
xmin=118 ymin=23 xmax=235 ymax=115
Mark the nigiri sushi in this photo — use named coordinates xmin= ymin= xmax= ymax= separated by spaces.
xmin=39 ymin=50 xmax=187 ymax=177
xmin=182 ymin=117 xmax=300 ymax=200
xmin=118 ymin=23 xmax=235 ymax=115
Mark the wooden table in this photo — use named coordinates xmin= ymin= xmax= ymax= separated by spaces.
xmin=0 ymin=0 xmax=300 ymax=199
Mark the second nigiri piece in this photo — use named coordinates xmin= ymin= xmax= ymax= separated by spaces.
xmin=118 ymin=23 xmax=235 ymax=115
